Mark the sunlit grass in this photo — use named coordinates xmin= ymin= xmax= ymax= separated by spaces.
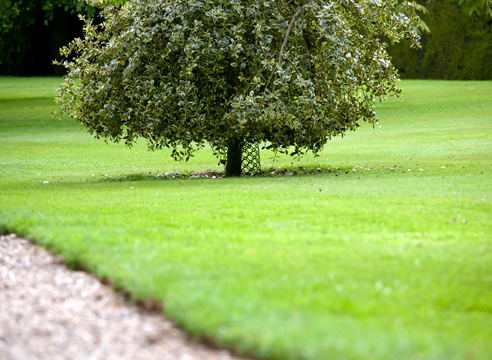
xmin=1 ymin=77 xmax=491 ymax=360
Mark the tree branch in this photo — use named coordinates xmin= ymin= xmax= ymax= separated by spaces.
xmin=279 ymin=3 xmax=309 ymax=65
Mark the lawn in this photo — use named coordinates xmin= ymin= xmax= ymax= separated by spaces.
xmin=1 ymin=77 xmax=491 ymax=360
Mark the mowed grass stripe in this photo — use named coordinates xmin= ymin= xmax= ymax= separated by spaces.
xmin=1 ymin=77 xmax=491 ymax=360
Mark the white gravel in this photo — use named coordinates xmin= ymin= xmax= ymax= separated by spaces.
xmin=0 ymin=234 xmax=246 ymax=360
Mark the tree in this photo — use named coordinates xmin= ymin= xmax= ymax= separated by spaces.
xmin=388 ymin=0 xmax=492 ymax=80
xmin=459 ymin=0 xmax=492 ymax=17
xmin=54 ymin=0 xmax=423 ymax=176
xmin=0 ymin=0 xmax=97 ymax=75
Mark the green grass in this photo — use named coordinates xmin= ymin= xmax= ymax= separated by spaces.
xmin=1 ymin=76 xmax=491 ymax=360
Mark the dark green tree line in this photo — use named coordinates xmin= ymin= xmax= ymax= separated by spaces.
xmin=388 ymin=0 xmax=492 ymax=79
xmin=0 ymin=0 xmax=97 ymax=75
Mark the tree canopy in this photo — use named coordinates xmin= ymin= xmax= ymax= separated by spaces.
xmin=459 ymin=0 xmax=492 ymax=17
xmin=55 ymin=0 xmax=423 ymax=175
xmin=388 ymin=0 xmax=492 ymax=80
xmin=0 ymin=0 xmax=96 ymax=74
xmin=0 ymin=0 xmax=95 ymax=34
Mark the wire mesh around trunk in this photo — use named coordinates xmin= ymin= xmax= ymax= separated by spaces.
xmin=241 ymin=142 xmax=261 ymax=175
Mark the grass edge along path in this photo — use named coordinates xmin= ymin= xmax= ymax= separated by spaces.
xmin=1 ymin=77 xmax=492 ymax=360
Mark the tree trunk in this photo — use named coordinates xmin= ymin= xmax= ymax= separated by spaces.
xmin=225 ymin=138 xmax=242 ymax=177
xmin=49 ymin=8 xmax=72 ymax=76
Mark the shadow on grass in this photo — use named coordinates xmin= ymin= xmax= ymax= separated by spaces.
xmin=93 ymin=164 xmax=359 ymax=183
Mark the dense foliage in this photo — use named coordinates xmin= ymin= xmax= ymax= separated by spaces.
xmin=459 ymin=0 xmax=492 ymax=17
xmin=55 ymin=0 xmax=423 ymax=175
xmin=388 ymin=0 xmax=492 ymax=79
xmin=0 ymin=0 xmax=96 ymax=75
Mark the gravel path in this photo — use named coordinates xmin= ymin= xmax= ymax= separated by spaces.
xmin=0 ymin=234 xmax=246 ymax=360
